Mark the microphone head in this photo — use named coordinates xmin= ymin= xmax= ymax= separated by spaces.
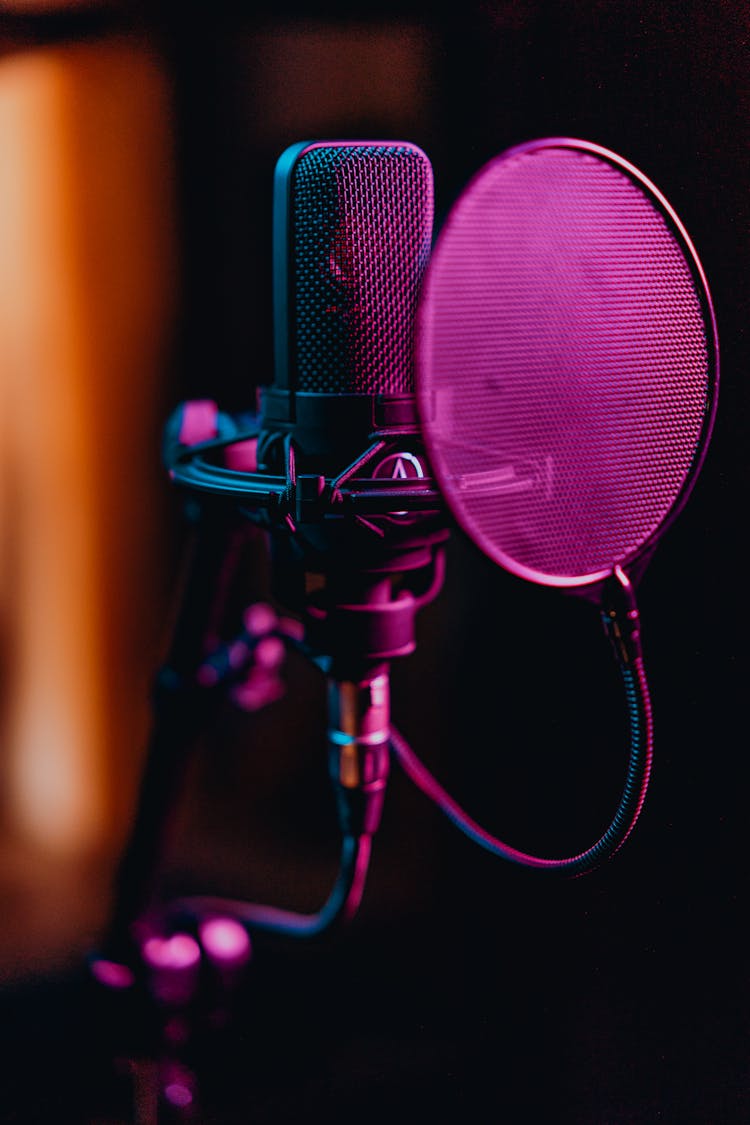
xmin=274 ymin=139 xmax=433 ymax=395
xmin=415 ymin=137 xmax=719 ymax=590
xmin=260 ymin=140 xmax=434 ymax=466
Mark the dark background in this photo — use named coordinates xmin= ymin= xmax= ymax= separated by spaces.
xmin=1 ymin=2 xmax=748 ymax=1122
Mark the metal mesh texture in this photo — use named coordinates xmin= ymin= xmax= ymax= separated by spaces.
xmin=416 ymin=140 xmax=718 ymax=586
xmin=289 ymin=142 xmax=433 ymax=394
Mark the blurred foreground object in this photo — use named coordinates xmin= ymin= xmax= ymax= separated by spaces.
xmin=0 ymin=30 xmax=179 ymax=861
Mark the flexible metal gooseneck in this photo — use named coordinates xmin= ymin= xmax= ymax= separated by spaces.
xmin=388 ymin=566 xmax=653 ymax=876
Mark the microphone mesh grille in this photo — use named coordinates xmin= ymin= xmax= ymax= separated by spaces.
xmin=289 ymin=143 xmax=433 ymax=395
xmin=416 ymin=140 xmax=718 ymax=586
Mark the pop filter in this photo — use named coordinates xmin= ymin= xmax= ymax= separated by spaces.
xmin=397 ymin=138 xmax=719 ymax=873
xmin=415 ymin=138 xmax=718 ymax=590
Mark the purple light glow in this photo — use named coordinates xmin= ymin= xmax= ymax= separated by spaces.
xmin=228 ymin=639 xmax=250 ymax=670
xmin=243 ymin=602 xmax=277 ymax=637
xmin=90 ymin=958 xmax=135 ymax=991
xmin=164 ymin=1082 xmax=194 ymax=1109
xmin=278 ymin=615 xmax=304 ymax=643
xmin=254 ymin=635 xmax=285 ymax=670
xmin=143 ymin=932 xmax=201 ymax=1009
xmin=199 ymin=916 xmax=252 ymax=968
xmin=231 ymin=670 xmax=286 ymax=712
xmin=224 ymin=437 xmax=259 ymax=471
xmin=196 ymin=663 xmax=220 ymax=687
xmin=177 ymin=399 xmax=218 ymax=445
xmin=142 ymin=933 xmax=201 ymax=971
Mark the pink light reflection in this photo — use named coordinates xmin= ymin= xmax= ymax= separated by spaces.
xmin=142 ymin=932 xmax=201 ymax=971
xmin=224 ymin=437 xmax=259 ymax=471
xmin=90 ymin=958 xmax=135 ymax=991
xmin=164 ymin=1081 xmax=194 ymax=1109
xmin=199 ymin=916 xmax=252 ymax=968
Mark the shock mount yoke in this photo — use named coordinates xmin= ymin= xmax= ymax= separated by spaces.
xmin=164 ymin=399 xmax=451 ymax=669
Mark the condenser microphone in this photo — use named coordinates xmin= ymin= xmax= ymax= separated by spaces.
xmin=250 ymin=140 xmax=449 ymax=660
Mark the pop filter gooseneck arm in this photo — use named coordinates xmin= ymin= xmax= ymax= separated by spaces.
xmin=389 ymin=564 xmax=654 ymax=876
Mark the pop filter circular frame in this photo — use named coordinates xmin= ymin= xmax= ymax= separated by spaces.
xmin=415 ymin=137 xmax=719 ymax=591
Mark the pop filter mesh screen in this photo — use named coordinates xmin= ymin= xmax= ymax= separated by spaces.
xmin=416 ymin=139 xmax=718 ymax=587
